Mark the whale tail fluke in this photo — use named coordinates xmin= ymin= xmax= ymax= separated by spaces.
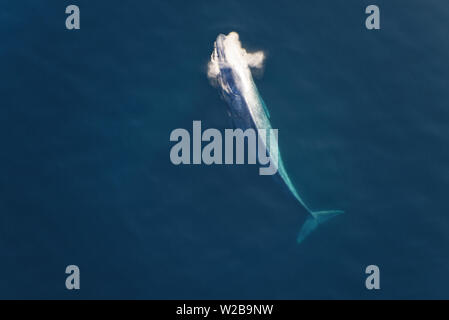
xmin=296 ymin=210 xmax=344 ymax=244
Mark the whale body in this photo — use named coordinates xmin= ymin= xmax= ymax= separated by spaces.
xmin=208 ymin=32 xmax=343 ymax=243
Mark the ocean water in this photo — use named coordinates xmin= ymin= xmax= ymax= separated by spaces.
xmin=1 ymin=0 xmax=448 ymax=299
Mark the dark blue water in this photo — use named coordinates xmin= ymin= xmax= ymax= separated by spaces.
xmin=1 ymin=0 xmax=448 ymax=299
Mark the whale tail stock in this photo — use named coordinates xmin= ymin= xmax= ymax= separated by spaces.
xmin=296 ymin=210 xmax=344 ymax=244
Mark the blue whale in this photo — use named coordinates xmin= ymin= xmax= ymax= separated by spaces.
xmin=208 ymin=32 xmax=343 ymax=243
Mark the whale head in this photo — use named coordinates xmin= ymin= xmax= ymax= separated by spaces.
xmin=208 ymin=32 xmax=265 ymax=96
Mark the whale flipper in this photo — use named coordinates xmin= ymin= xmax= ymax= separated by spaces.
xmin=296 ymin=210 xmax=344 ymax=244
xmin=261 ymin=99 xmax=270 ymax=119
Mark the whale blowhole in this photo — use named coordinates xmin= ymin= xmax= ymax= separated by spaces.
xmin=207 ymin=31 xmax=265 ymax=84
